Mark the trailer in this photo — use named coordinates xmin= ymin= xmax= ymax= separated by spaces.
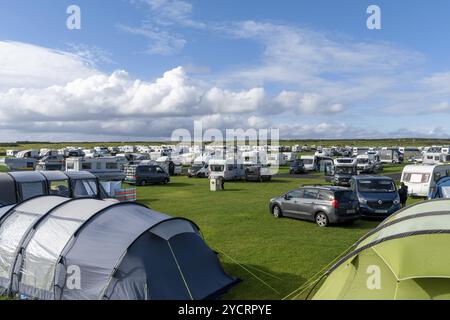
xmin=66 ymin=157 xmax=127 ymax=180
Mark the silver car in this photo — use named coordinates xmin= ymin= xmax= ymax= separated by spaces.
xmin=269 ymin=186 xmax=360 ymax=227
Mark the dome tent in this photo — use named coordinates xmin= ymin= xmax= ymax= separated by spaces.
xmin=310 ymin=199 xmax=450 ymax=300
xmin=0 ymin=196 xmax=238 ymax=300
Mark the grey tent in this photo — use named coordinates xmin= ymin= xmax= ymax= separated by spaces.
xmin=0 ymin=196 xmax=238 ymax=300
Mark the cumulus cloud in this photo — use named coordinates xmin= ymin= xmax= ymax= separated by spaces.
xmin=0 ymin=41 xmax=98 ymax=91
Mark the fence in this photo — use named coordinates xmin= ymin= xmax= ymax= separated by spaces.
xmin=114 ymin=188 xmax=137 ymax=202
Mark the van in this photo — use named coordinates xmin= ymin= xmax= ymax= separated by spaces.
xmin=350 ymin=175 xmax=401 ymax=219
xmin=301 ymin=156 xmax=316 ymax=171
xmin=209 ymin=159 xmax=245 ymax=181
xmin=401 ymin=164 xmax=450 ymax=198
xmin=325 ymin=158 xmax=358 ymax=187
xmin=123 ymin=164 xmax=170 ymax=186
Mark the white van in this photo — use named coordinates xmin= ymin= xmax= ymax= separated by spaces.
xmin=401 ymin=164 xmax=450 ymax=198
xmin=209 ymin=159 xmax=245 ymax=181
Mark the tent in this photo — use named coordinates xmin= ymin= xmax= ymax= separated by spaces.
xmin=311 ymin=199 xmax=450 ymax=300
xmin=0 ymin=196 xmax=238 ymax=300
xmin=429 ymin=177 xmax=450 ymax=199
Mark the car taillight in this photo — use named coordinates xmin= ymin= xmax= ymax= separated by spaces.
xmin=331 ymin=199 xmax=339 ymax=209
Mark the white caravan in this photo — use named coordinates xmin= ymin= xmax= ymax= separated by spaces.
xmin=401 ymin=164 xmax=450 ymax=198
xmin=422 ymin=152 xmax=449 ymax=165
xmin=301 ymin=156 xmax=316 ymax=171
xmin=209 ymin=159 xmax=245 ymax=181
xmin=66 ymin=157 xmax=127 ymax=180
xmin=155 ymin=156 xmax=183 ymax=175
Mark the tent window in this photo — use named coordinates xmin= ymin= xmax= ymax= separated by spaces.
xmin=20 ymin=182 xmax=45 ymax=201
xmin=71 ymin=180 xmax=98 ymax=198
xmin=49 ymin=180 xmax=70 ymax=197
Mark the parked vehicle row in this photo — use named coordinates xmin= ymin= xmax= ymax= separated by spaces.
xmin=269 ymin=175 xmax=400 ymax=227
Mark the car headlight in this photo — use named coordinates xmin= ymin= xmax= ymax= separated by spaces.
xmin=393 ymin=199 xmax=400 ymax=205
xmin=359 ymin=198 xmax=368 ymax=204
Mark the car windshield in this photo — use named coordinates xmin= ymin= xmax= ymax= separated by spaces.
xmin=357 ymin=158 xmax=369 ymax=164
xmin=358 ymin=180 xmax=396 ymax=193
xmin=335 ymin=167 xmax=355 ymax=174
xmin=191 ymin=164 xmax=203 ymax=170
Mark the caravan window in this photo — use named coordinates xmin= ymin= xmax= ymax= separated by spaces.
xmin=49 ymin=180 xmax=70 ymax=197
xmin=210 ymin=165 xmax=224 ymax=172
xmin=82 ymin=163 xmax=92 ymax=170
xmin=227 ymin=165 xmax=234 ymax=171
xmin=71 ymin=179 xmax=98 ymax=198
xmin=106 ymin=162 xmax=118 ymax=170
xmin=403 ymin=173 xmax=430 ymax=183
xmin=20 ymin=182 xmax=46 ymax=201
xmin=96 ymin=162 xmax=102 ymax=170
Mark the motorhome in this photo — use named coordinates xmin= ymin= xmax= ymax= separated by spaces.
xmin=379 ymin=149 xmax=403 ymax=164
xmin=66 ymin=157 xmax=127 ymax=180
xmin=0 ymin=158 xmax=37 ymax=171
xmin=35 ymin=154 xmax=65 ymax=171
xmin=356 ymin=155 xmax=375 ymax=174
xmin=16 ymin=149 xmax=40 ymax=159
xmin=188 ymin=154 xmax=212 ymax=178
xmin=401 ymin=164 xmax=450 ymax=198
xmin=325 ymin=158 xmax=358 ymax=187
xmin=209 ymin=159 xmax=245 ymax=181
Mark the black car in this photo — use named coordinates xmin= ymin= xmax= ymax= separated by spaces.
xmin=289 ymin=160 xmax=305 ymax=174
xmin=124 ymin=165 xmax=170 ymax=186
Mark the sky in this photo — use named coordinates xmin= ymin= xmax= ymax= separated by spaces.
xmin=1 ymin=0 xmax=450 ymax=142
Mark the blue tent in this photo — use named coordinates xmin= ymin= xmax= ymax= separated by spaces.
xmin=429 ymin=177 xmax=450 ymax=199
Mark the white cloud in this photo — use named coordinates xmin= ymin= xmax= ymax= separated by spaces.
xmin=0 ymin=41 xmax=98 ymax=91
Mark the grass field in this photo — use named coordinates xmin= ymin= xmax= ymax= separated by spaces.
xmin=134 ymin=166 xmax=420 ymax=300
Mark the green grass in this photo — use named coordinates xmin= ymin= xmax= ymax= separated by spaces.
xmin=134 ymin=173 xmax=419 ymax=300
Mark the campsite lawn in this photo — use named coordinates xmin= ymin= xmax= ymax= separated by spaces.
xmin=135 ymin=174 xmax=418 ymax=300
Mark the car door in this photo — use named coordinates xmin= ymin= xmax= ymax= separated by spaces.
xmin=298 ymin=189 xmax=320 ymax=219
xmin=155 ymin=166 xmax=167 ymax=182
xmin=280 ymin=190 xmax=304 ymax=217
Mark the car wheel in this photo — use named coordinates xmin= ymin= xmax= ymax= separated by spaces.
xmin=197 ymin=173 xmax=205 ymax=178
xmin=139 ymin=180 xmax=147 ymax=186
xmin=272 ymin=205 xmax=283 ymax=218
xmin=315 ymin=212 xmax=329 ymax=227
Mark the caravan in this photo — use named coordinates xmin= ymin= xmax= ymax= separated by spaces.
xmin=401 ymin=164 xmax=450 ymax=198
xmin=0 ymin=158 xmax=37 ymax=171
xmin=209 ymin=159 xmax=245 ymax=181
xmin=66 ymin=157 xmax=127 ymax=180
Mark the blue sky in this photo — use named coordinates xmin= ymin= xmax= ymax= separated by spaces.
xmin=0 ymin=0 xmax=450 ymax=141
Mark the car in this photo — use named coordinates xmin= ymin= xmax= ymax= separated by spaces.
xmin=350 ymin=175 xmax=401 ymax=219
xmin=124 ymin=164 xmax=170 ymax=186
xmin=289 ymin=160 xmax=305 ymax=174
xmin=268 ymin=186 xmax=360 ymax=227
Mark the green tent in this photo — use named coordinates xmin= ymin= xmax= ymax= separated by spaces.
xmin=312 ymin=200 xmax=450 ymax=300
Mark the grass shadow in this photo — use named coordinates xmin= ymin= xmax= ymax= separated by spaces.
xmin=219 ymin=262 xmax=307 ymax=300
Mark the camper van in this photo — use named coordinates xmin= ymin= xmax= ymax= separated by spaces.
xmin=401 ymin=164 xmax=450 ymax=198
xmin=66 ymin=157 xmax=127 ymax=180
xmin=325 ymin=158 xmax=358 ymax=187
xmin=209 ymin=159 xmax=245 ymax=181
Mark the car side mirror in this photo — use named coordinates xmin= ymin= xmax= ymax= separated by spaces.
xmin=284 ymin=194 xmax=292 ymax=200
